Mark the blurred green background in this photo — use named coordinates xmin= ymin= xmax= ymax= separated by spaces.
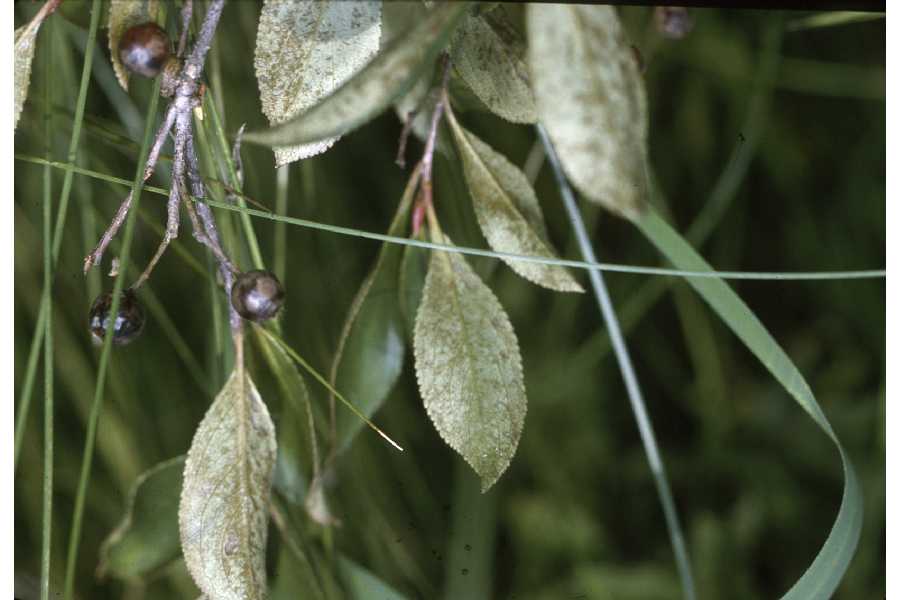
xmin=14 ymin=3 xmax=884 ymax=599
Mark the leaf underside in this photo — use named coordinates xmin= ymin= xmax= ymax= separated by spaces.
xmin=445 ymin=114 xmax=583 ymax=292
xmin=451 ymin=10 xmax=537 ymax=124
xmin=244 ymin=1 xmax=471 ymax=148
xmin=527 ymin=4 xmax=648 ymax=218
xmin=179 ymin=369 xmax=277 ymax=600
xmin=254 ymin=0 xmax=382 ymax=166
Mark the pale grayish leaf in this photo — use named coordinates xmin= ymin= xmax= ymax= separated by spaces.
xmin=413 ymin=237 xmax=526 ymax=491
xmin=527 ymin=4 xmax=649 ymax=219
xmin=108 ymin=0 xmax=159 ymax=91
xmin=14 ymin=0 xmax=56 ymax=131
xmin=451 ymin=11 xmax=536 ymax=124
xmin=180 ymin=369 xmax=277 ymax=600
xmin=254 ymin=0 xmax=381 ymax=167
xmin=244 ymin=2 xmax=470 ymax=148
xmin=445 ymin=111 xmax=582 ymax=292
xmin=14 ymin=25 xmax=38 ymax=130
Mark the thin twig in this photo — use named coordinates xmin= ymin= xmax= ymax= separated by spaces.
xmin=177 ymin=0 xmax=193 ymax=58
xmin=84 ymin=104 xmax=178 ymax=273
xmin=185 ymin=0 xmax=226 ymax=76
xmin=395 ymin=109 xmax=418 ymax=168
xmin=417 ymin=53 xmax=452 ymax=211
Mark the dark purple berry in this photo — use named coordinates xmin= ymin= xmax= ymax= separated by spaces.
xmin=119 ymin=22 xmax=171 ymax=78
xmin=231 ymin=270 xmax=285 ymax=322
xmin=88 ymin=290 xmax=145 ymax=346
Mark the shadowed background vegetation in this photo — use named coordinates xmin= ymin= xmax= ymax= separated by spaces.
xmin=14 ymin=3 xmax=884 ymax=599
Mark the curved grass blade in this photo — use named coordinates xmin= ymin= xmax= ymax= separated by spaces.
xmin=244 ymin=2 xmax=470 ymax=148
xmin=634 ymin=208 xmax=863 ymax=599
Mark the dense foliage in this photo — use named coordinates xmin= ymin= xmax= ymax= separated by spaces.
xmin=14 ymin=2 xmax=884 ymax=599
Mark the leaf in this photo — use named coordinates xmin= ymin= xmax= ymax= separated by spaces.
xmin=244 ymin=2 xmax=471 ymax=148
xmin=398 ymin=242 xmax=429 ymax=341
xmin=98 ymin=456 xmax=185 ymax=580
xmin=450 ymin=11 xmax=536 ymax=123
xmin=179 ymin=369 xmax=277 ymax=600
xmin=253 ymin=330 xmax=315 ymax=505
xmin=527 ymin=5 xmax=648 ymax=218
xmin=338 ymin=555 xmax=408 ymax=600
xmin=444 ymin=112 xmax=582 ymax=292
xmin=254 ymin=0 xmax=382 ymax=167
xmin=14 ymin=2 xmax=56 ymax=130
xmin=107 ymin=0 xmax=159 ymax=91
xmin=330 ymin=179 xmax=415 ymax=452
xmin=413 ymin=236 xmax=526 ymax=491
xmin=634 ymin=208 xmax=863 ymax=599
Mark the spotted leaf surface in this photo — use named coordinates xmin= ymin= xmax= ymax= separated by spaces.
xmin=413 ymin=238 xmax=526 ymax=491
xmin=254 ymin=0 xmax=381 ymax=166
xmin=445 ymin=112 xmax=582 ymax=292
xmin=244 ymin=2 xmax=470 ymax=149
xmin=179 ymin=369 xmax=276 ymax=600
xmin=451 ymin=9 xmax=536 ymax=124
xmin=527 ymin=4 xmax=648 ymax=219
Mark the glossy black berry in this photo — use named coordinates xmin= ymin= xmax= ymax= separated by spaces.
xmin=119 ymin=22 xmax=171 ymax=78
xmin=88 ymin=290 xmax=145 ymax=346
xmin=231 ymin=270 xmax=285 ymax=322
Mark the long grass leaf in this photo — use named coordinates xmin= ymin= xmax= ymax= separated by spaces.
xmin=40 ymin=18 xmax=55 ymax=600
xmin=634 ymin=208 xmax=864 ymax=599
xmin=14 ymin=155 xmax=886 ymax=282
xmin=14 ymin=0 xmax=104 ymax=472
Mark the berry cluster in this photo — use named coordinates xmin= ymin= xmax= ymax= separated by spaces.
xmin=87 ymin=11 xmax=284 ymax=346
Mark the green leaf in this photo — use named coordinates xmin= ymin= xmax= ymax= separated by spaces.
xmin=338 ymin=555 xmax=408 ymax=600
xmin=107 ymin=0 xmax=159 ymax=91
xmin=634 ymin=208 xmax=863 ymax=600
xmin=450 ymin=11 xmax=536 ymax=124
xmin=398 ymin=241 xmax=429 ymax=341
xmin=244 ymin=2 xmax=471 ymax=148
xmin=330 ymin=178 xmax=416 ymax=452
xmin=254 ymin=0 xmax=382 ymax=166
xmin=445 ymin=112 xmax=582 ymax=292
xmin=413 ymin=236 xmax=526 ymax=491
xmin=179 ymin=368 xmax=277 ymax=600
xmin=527 ymin=5 xmax=648 ymax=218
xmin=98 ymin=456 xmax=185 ymax=580
xmin=253 ymin=330 xmax=315 ymax=506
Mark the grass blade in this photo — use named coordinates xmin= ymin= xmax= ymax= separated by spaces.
xmin=62 ymin=29 xmax=165 ymax=599
xmin=40 ymin=17 xmax=55 ymax=600
xmin=14 ymin=0 xmax=104 ymax=472
xmin=539 ymin=124 xmax=697 ymax=600
xmin=14 ymin=154 xmax=886 ymax=283
xmin=634 ymin=208 xmax=864 ymax=599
